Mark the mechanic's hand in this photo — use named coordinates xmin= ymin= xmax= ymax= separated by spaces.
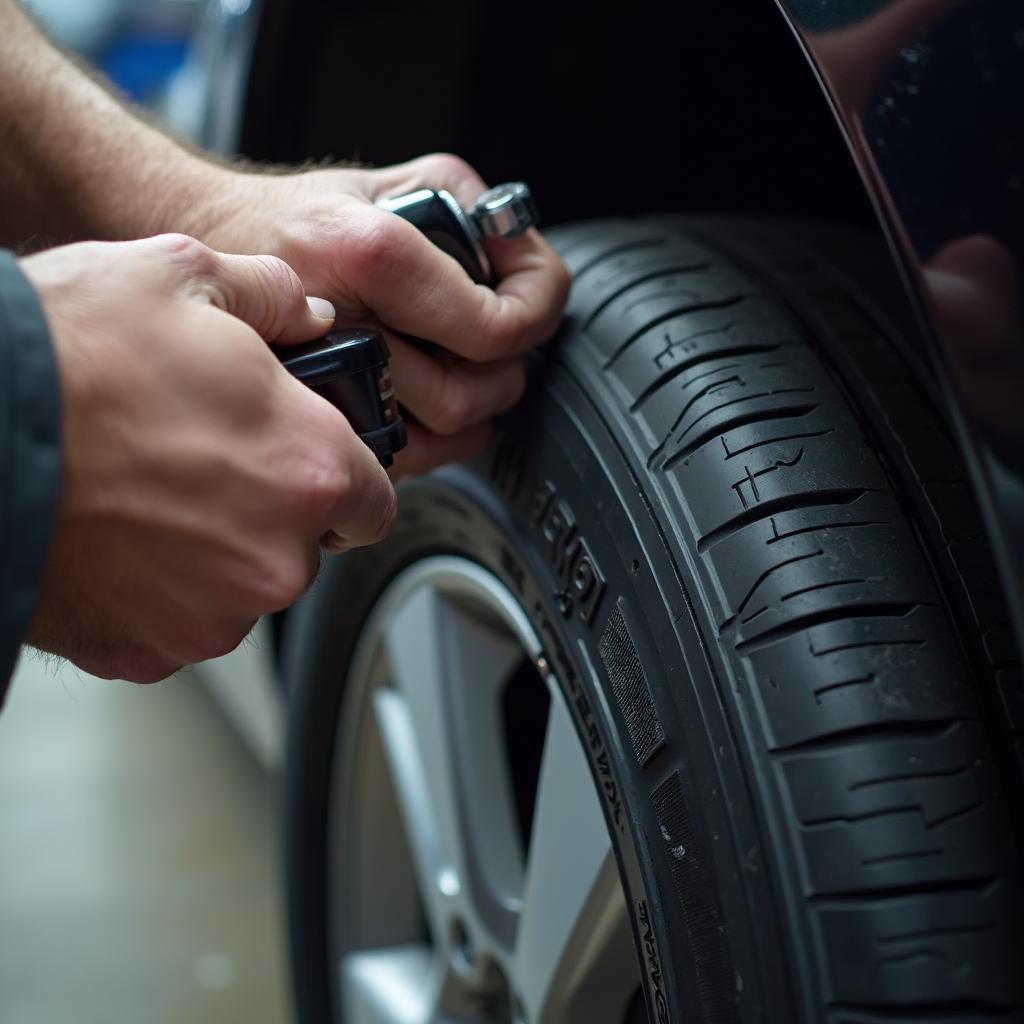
xmin=21 ymin=234 xmax=396 ymax=683
xmin=197 ymin=153 xmax=571 ymax=476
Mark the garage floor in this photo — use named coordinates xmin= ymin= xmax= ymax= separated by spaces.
xmin=0 ymin=653 xmax=291 ymax=1024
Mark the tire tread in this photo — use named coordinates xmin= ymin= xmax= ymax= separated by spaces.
xmin=548 ymin=218 xmax=1023 ymax=1018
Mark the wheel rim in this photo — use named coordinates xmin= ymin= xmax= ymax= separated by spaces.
xmin=327 ymin=556 xmax=641 ymax=1024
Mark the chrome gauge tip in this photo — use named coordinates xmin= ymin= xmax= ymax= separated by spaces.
xmin=470 ymin=182 xmax=538 ymax=240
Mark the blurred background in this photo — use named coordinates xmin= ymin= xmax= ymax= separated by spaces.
xmin=0 ymin=656 xmax=288 ymax=1024
xmin=0 ymin=3 xmax=290 ymax=1022
xmin=25 ymin=0 xmax=202 ymax=125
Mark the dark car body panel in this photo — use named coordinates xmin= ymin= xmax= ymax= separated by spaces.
xmin=777 ymin=0 xmax=1024 ymax=657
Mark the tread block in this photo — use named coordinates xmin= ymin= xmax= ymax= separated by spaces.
xmin=667 ymin=392 xmax=891 ymax=544
xmin=818 ymin=879 xmax=1024 ymax=1008
xmin=781 ymin=723 xmax=1017 ymax=893
xmin=612 ymin=294 xmax=803 ymax=403
xmin=548 ymin=222 xmax=667 ymax=276
xmin=575 ymin=242 xmax=712 ymax=308
xmin=706 ymin=517 xmax=931 ymax=645
xmin=584 ymin=269 xmax=753 ymax=361
xmin=740 ymin=607 xmax=975 ymax=749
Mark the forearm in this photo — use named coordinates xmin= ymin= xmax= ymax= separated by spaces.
xmin=0 ymin=0 xmax=231 ymax=249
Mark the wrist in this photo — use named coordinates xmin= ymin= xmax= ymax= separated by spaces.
xmin=163 ymin=163 xmax=284 ymax=254
xmin=104 ymin=145 xmax=238 ymax=243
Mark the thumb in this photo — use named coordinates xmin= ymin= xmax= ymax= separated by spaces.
xmin=203 ymin=251 xmax=336 ymax=343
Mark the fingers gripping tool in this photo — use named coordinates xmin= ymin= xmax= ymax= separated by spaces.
xmin=274 ymin=182 xmax=539 ymax=468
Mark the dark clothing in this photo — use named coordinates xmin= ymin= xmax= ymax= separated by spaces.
xmin=0 ymin=250 xmax=60 ymax=700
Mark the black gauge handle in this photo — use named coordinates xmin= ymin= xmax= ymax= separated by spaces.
xmin=278 ymin=182 xmax=537 ymax=465
xmin=273 ymin=329 xmax=405 ymax=469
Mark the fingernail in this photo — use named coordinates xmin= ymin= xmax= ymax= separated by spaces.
xmin=307 ymin=296 xmax=336 ymax=320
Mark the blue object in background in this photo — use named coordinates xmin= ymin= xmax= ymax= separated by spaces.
xmin=23 ymin=0 xmax=202 ymax=107
xmin=99 ymin=33 xmax=190 ymax=103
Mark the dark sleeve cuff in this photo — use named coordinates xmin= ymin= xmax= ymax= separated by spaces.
xmin=0 ymin=250 xmax=61 ymax=699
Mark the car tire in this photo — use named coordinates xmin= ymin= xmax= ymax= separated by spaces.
xmin=284 ymin=217 xmax=1024 ymax=1024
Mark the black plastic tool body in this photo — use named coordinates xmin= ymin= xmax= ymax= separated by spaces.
xmin=273 ymin=329 xmax=405 ymax=468
xmin=380 ymin=189 xmax=490 ymax=285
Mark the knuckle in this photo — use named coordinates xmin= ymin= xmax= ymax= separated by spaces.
xmin=155 ymin=233 xmax=216 ymax=276
xmin=345 ymin=206 xmax=406 ymax=274
xmin=244 ymin=554 xmax=311 ymax=612
xmin=420 ymin=151 xmax=474 ymax=182
xmin=300 ymin=451 xmax=353 ymax=519
xmin=280 ymin=428 xmax=356 ymax=519
xmin=480 ymin=308 xmax=522 ymax=360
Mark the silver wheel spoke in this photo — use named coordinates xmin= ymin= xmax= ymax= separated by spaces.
xmin=341 ymin=946 xmax=435 ymax=1024
xmin=380 ymin=583 xmax=524 ymax=946
xmin=372 ymin=688 xmax=451 ymax=940
xmin=513 ymin=697 xmax=636 ymax=1024
xmin=334 ymin=558 xmax=641 ymax=1024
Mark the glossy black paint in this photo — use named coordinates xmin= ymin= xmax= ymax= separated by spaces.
xmin=780 ymin=0 xmax=1024 ymax=449
xmin=777 ymin=0 xmax=1024 ymax=661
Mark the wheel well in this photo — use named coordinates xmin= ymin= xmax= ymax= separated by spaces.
xmin=241 ymin=0 xmax=877 ymax=230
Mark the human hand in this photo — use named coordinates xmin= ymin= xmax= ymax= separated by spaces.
xmin=196 ymin=153 xmax=571 ymax=476
xmin=21 ymin=234 xmax=396 ymax=683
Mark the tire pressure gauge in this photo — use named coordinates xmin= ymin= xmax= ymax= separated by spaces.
xmin=275 ymin=328 xmax=403 ymax=468
xmin=274 ymin=181 xmax=539 ymax=467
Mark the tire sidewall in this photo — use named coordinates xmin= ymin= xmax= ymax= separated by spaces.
xmin=284 ymin=362 xmax=784 ymax=1024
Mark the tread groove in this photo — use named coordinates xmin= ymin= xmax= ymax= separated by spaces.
xmin=734 ymin=604 xmax=926 ymax=656
xmin=810 ymin=637 xmax=927 ymax=656
xmin=773 ymin=722 xmax=964 ymax=757
xmin=724 ymin=426 xmax=835 ymax=459
xmin=660 ymin=402 xmax=820 ymax=469
xmin=874 ymin=948 xmax=947 ymax=967
xmin=696 ymin=488 xmax=874 ymax=553
xmin=768 ymin=520 xmax=894 ymax=544
xmin=849 ymin=766 xmax=971 ymax=792
xmin=583 ymin=264 xmax=711 ymax=328
xmin=877 ymin=922 xmax=997 ymax=944
xmin=629 ymin=342 xmax=782 ymax=411
xmin=736 ymin=550 xmax=824 ymax=617
xmin=924 ymin=799 xmax=985 ymax=832
xmin=571 ymin=236 xmax=667 ymax=278
xmin=861 ymin=848 xmax=944 ymax=867
xmin=601 ymin=295 xmax=745 ymax=367
xmin=808 ymin=876 xmax=999 ymax=904
xmin=814 ymin=673 xmax=877 ymax=703
xmin=783 ymin=577 xmax=871 ymax=603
